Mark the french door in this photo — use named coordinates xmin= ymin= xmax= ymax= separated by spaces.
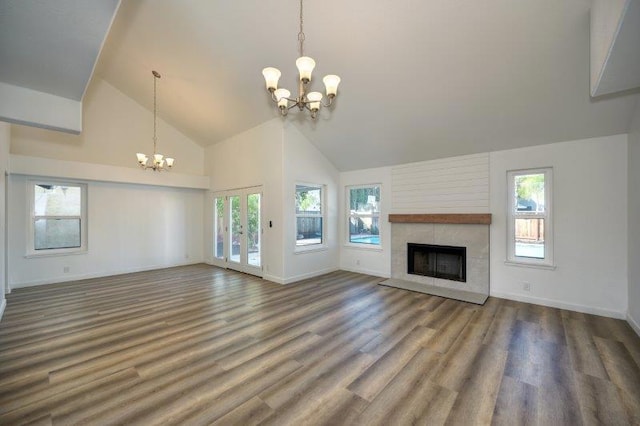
xmin=213 ymin=186 xmax=263 ymax=277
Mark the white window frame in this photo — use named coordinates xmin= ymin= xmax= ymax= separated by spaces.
xmin=346 ymin=184 xmax=382 ymax=249
xmin=295 ymin=183 xmax=326 ymax=252
xmin=27 ymin=180 xmax=88 ymax=257
xmin=506 ymin=168 xmax=554 ymax=268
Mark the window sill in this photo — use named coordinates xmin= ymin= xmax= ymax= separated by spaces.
xmin=343 ymin=244 xmax=383 ymax=252
xmin=504 ymin=260 xmax=556 ymax=271
xmin=294 ymin=245 xmax=328 ymax=254
xmin=25 ymin=249 xmax=87 ymax=259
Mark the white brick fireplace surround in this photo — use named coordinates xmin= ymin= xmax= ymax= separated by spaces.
xmin=381 ymin=214 xmax=491 ymax=304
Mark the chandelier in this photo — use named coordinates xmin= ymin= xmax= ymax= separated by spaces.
xmin=136 ymin=70 xmax=175 ymax=171
xmin=262 ymin=0 xmax=341 ymax=119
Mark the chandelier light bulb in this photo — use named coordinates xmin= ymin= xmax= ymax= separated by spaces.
xmin=262 ymin=67 xmax=281 ymax=91
xmin=307 ymin=91 xmax=323 ymax=111
xmin=323 ymin=75 xmax=341 ymax=98
xmin=296 ymin=56 xmax=316 ymax=82
xmin=136 ymin=153 xmax=147 ymax=164
xmin=274 ymin=88 xmax=291 ymax=108
xmin=165 ymin=157 xmax=175 ymax=168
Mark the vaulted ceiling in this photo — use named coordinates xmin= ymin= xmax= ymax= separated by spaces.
xmin=2 ymin=0 xmax=640 ymax=171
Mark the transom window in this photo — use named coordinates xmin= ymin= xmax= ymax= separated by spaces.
xmin=295 ymin=184 xmax=324 ymax=247
xmin=507 ymin=168 xmax=553 ymax=267
xmin=347 ymin=185 xmax=381 ymax=246
xmin=29 ymin=181 xmax=87 ymax=255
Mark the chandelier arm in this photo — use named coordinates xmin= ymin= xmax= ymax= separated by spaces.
xmin=321 ymin=97 xmax=334 ymax=108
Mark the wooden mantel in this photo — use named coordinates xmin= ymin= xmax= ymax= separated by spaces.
xmin=388 ymin=213 xmax=492 ymax=225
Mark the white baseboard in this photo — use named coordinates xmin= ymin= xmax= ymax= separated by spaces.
xmin=0 ymin=298 xmax=6 ymax=323
xmin=11 ymin=260 xmax=204 ymax=289
xmin=263 ymin=274 xmax=285 ymax=284
xmin=490 ymin=290 xmax=626 ymax=319
xmin=269 ymin=267 xmax=339 ymax=285
xmin=339 ymin=265 xmax=390 ymax=278
xmin=628 ymin=312 xmax=640 ymax=337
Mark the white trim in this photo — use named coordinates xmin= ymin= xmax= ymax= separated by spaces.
xmin=10 ymin=155 xmax=210 ymax=190
xmin=0 ymin=299 xmax=6 ymax=323
xmin=263 ymin=273 xmax=285 ymax=284
xmin=490 ymin=290 xmax=626 ymax=319
xmin=280 ymin=267 xmax=340 ymax=285
xmin=10 ymin=259 xmax=203 ymax=289
xmin=294 ymin=182 xmax=326 ymax=251
xmin=506 ymin=167 xmax=554 ymax=267
xmin=27 ymin=179 xmax=88 ymax=257
xmin=342 ymin=244 xmax=383 ymax=252
xmin=345 ymin=183 xmax=382 ymax=248
xmin=339 ymin=265 xmax=389 ymax=278
xmin=503 ymin=260 xmax=557 ymax=270
xmin=628 ymin=312 xmax=640 ymax=338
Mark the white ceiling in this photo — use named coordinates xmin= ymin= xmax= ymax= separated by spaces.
xmin=4 ymin=0 xmax=640 ymax=171
xmin=0 ymin=0 xmax=120 ymax=101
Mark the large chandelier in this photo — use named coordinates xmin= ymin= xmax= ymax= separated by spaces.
xmin=136 ymin=70 xmax=175 ymax=171
xmin=262 ymin=0 xmax=340 ymax=119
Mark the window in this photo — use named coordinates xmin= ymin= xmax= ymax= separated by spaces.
xmin=507 ymin=168 xmax=553 ymax=267
xmin=347 ymin=185 xmax=381 ymax=246
xmin=29 ymin=181 xmax=87 ymax=255
xmin=295 ymin=184 xmax=324 ymax=247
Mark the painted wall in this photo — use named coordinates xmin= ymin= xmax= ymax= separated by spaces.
xmin=8 ymin=173 xmax=204 ymax=288
xmin=339 ymin=166 xmax=392 ymax=278
xmin=282 ymin=123 xmax=340 ymax=283
xmin=204 ymin=119 xmax=340 ymax=284
xmin=391 ymin=153 xmax=490 ymax=214
xmin=0 ymin=123 xmax=9 ymax=320
xmin=628 ymin=101 xmax=640 ymax=333
xmin=490 ymin=135 xmax=628 ymax=318
xmin=204 ymin=119 xmax=285 ymax=280
xmin=10 ymin=78 xmax=205 ymax=175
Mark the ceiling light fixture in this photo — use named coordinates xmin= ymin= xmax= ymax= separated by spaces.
xmin=262 ymin=0 xmax=340 ymax=119
xmin=136 ymin=70 xmax=174 ymax=171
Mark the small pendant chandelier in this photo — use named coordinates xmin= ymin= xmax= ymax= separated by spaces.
xmin=262 ymin=0 xmax=341 ymax=119
xmin=136 ymin=70 xmax=175 ymax=171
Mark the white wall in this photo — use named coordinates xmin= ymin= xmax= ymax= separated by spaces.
xmin=282 ymin=123 xmax=340 ymax=283
xmin=204 ymin=119 xmax=285 ymax=280
xmin=0 ymin=123 xmax=9 ymax=320
xmin=339 ymin=166 xmax=392 ymax=278
xmin=8 ymin=173 xmax=204 ymax=288
xmin=490 ymin=135 xmax=628 ymax=318
xmin=628 ymin=101 xmax=640 ymax=334
xmin=391 ymin=153 xmax=490 ymax=214
xmin=10 ymin=78 xmax=205 ymax=175
xmin=204 ymin=119 xmax=340 ymax=284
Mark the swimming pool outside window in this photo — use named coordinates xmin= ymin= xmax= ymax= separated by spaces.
xmin=347 ymin=185 xmax=381 ymax=247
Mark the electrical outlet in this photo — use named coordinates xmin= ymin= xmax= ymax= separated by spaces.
xmin=522 ymin=282 xmax=531 ymax=291
xmin=356 ymin=259 xmax=360 ymax=266
xmin=63 ymin=266 xmax=70 ymax=273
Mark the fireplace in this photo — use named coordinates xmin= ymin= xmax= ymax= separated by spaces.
xmin=407 ymin=243 xmax=466 ymax=282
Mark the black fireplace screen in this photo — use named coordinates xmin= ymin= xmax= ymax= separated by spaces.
xmin=407 ymin=243 xmax=466 ymax=282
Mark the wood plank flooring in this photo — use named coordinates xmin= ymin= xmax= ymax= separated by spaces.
xmin=0 ymin=264 xmax=639 ymax=425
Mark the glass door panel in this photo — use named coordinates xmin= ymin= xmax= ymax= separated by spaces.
xmin=247 ymin=192 xmax=261 ymax=268
xmin=229 ymin=195 xmax=241 ymax=264
xmin=214 ymin=197 xmax=225 ymax=260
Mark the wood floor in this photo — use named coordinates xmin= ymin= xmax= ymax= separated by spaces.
xmin=0 ymin=265 xmax=639 ymax=425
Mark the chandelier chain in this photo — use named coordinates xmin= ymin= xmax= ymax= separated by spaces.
xmin=297 ymin=0 xmax=305 ymax=57
xmin=153 ymin=72 xmax=158 ymax=153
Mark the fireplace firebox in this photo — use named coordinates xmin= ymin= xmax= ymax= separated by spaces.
xmin=407 ymin=243 xmax=466 ymax=282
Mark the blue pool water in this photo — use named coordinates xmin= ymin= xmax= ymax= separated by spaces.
xmin=350 ymin=235 xmax=380 ymax=245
